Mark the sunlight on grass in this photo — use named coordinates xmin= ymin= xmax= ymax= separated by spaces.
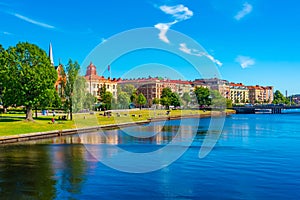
xmin=0 ymin=109 xmax=234 ymax=136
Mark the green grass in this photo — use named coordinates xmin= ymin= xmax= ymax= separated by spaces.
xmin=0 ymin=109 xmax=235 ymax=137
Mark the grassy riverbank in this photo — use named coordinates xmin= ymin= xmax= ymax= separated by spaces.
xmin=0 ymin=109 xmax=235 ymax=136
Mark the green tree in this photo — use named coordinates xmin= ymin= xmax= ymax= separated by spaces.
xmin=170 ymin=92 xmax=181 ymax=107
xmin=0 ymin=44 xmax=8 ymax=110
xmin=273 ymin=90 xmax=289 ymax=104
xmin=210 ymin=90 xmax=226 ymax=109
xmin=84 ymin=93 xmax=96 ymax=110
xmin=3 ymin=42 xmax=57 ymax=121
xmin=100 ymin=85 xmax=113 ymax=110
xmin=65 ymin=59 xmax=80 ymax=120
xmin=117 ymin=91 xmax=130 ymax=109
xmin=130 ymin=91 xmax=138 ymax=105
xmin=182 ymin=92 xmax=191 ymax=107
xmin=120 ymin=84 xmax=136 ymax=96
xmin=152 ymin=98 xmax=160 ymax=105
xmin=137 ymin=93 xmax=147 ymax=109
xmin=194 ymin=86 xmax=211 ymax=107
xmin=160 ymin=88 xmax=173 ymax=109
xmin=226 ymin=99 xmax=233 ymax=108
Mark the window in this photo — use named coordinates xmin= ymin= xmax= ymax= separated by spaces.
xmin=107 ymin=85 xmax=110 ymax=89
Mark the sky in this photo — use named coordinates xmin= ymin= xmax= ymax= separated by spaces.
xmin=0 ymin=0 xmax=300 ymax=94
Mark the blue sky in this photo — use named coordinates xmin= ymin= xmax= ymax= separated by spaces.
xmin=1 ymin=0 xmax=300 ymax=94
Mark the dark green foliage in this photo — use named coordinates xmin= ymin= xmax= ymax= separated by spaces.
xmin=160 ymin=87 xmax=181 ymax=109
xmin=1 ymin=42 xmax=57 ymax=120
xmin=65 ymin=59 xmax=80 ymax=120
xmin=100 ymin=85 xmax=113 ymax=110
xmin=137 ymin=93 xmax=147 ymax=109
xmin=194 ymin=86 xmax=211 ymax=107
xmin=273 ymin=90 xmax=289 ymax=104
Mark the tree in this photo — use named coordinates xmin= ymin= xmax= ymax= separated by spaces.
xmin=210 ymin=90 xmax=226 ymax=109
xmin=182 ymin=92 xmax=191 ymax=107
xmin=130 ymin=91 xmax=138 ymax=105
xmin=161 ymin=87 xmax=172 ymax=98
xmin=160 ymin=87 xmax=181 ymax=109
xmin=194 ymin=86 xmax=211 ymax=107
xmin=170 ymin=92 xmax=181 ymax=107
xmin=65 ymin=59 xmax=80 ymax=120
xmin=273 ymin=90 xmax=289 ymax=104
xmin=0 ymin=45 xmax=7 ymax=111
xmin=117 ymin=91 xmax=130 ymax=109
xmin=120 ymin=84 xmax=135 ymax=96
xmin=226 ymin=99 xmax=233 ymax=108
xmin=137 ymin=93 xmax=147 ymax=109
xmin=152 ymin=98 xmax=160 ymax=105
xmin=160 ymin=88 xmax=173 ymax=109
xmin=100 ymin=85 xmax=113 ymax=110
xmin=3 ymin=42 xmax=57 ymax=121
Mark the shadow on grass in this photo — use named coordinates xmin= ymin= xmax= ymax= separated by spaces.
xmin=0 ymin=117 xmax=24 ymax=122
xmin=0 ymin=116 xmax=64 ymax=122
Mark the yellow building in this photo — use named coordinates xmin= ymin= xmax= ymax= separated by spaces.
xmin=229 ymin=83 xmax=249 ymax=104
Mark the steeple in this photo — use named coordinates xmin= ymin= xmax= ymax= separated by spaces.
xmin=49 ymin=42 xmax=54 ymax=66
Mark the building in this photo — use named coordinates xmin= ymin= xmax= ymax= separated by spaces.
xmin=247 ymin=85 xmax=274 ymax=104
xmin=49 ymin=43 xmax=66 ymax=97
xmin=229 ymin=83 xmax=249 ymax=104
xmin=118 ymin=78 xmax=163 ymax=106
xmin=193 ymin=78 xmax=230 ymax=99
xmin=54 ymin=64 xmax=66 ymax=97
xmin=84 ymin=62 xmax=118 ymax=100
xmin=118 ymin=77 xmax=193 ymax=107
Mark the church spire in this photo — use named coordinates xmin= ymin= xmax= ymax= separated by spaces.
xmin=49 ymin=42 xmax=54 ymax=66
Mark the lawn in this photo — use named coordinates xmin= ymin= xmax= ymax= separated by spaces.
xmin=0 ymin=109 xmax=233 ymax=136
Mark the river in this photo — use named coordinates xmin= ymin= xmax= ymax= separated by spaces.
xmin=0 ymin=114 xmax=300 ymax=199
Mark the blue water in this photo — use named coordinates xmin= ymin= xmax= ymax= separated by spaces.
xmin=1 ymin=114 xmax=300 ymax=199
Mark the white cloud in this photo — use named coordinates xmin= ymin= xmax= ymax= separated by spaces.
xmin=12 ymin=12 xmax=55 ymax=29
xmin=179 ymin=43 xmax=223 ymax=67
xmin=234 ymin=2 xmax=253 ymax=20
xmin=1 ymin=31 xmax=12 ymax=35
xmin=235 ymin=55 xmax=255 ymax=68
xmin=154 ymin=21 xmax=176 ymax=43
xmin=155 ymin=4 xmax=193 ymax=43
xmin=160 ymin=4 xmax=193 ymax=21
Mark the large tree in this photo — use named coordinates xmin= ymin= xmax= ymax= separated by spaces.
xmin=273 ymin=90 xmax=289 ymax=105
xmin=0 ymin=45 xmax=7 ymax=109
xmin=3 ymin=42 xmax=57 ymax=120
xmin=160 ymin=87 xmax=181 ymax=109
xmin=137 ymin=93 xmax=147 ymax=109
xmin=99 ymin=85 xmax=113 ymax=110
xmin=210 ymin=90 xmax=226 ymax=109
xmin=182 ymin=92 xmax=191 ymax=107
xmin=194 ymin=86 xmax=211 ymax=107
xmin=64 ymin=59 xmax=80 ymax=120
xmin=117 ymin=91 xmax=130 ymax=109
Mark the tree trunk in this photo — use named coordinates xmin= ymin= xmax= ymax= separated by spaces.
xmin=70 ymin=100 xmax=73 ymax=120
xmin=35 ymin=107 xmax=38 ymax=119
xmin=26 ymin=106 xmax=34 ymax=121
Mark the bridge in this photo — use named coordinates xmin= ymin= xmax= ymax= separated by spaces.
xmin=233 ymin=105 xmax=300 ymax=114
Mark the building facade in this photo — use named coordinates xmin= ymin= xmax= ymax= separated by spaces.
xmin=248 ymin=85 xmax=274 ymax=104
xmin=118 ymin=77 xmax=194 ymax=107
xmin=84 ymin=62 xmax=118 ymax=100
xmin=193 ymin=78 xmax=230 ymax=99
xmin=229 ymin=83 xmax=249 ymax=104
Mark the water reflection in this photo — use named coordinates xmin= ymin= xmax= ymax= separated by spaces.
xmin=0 ymin=119 xmax=200 ymax=198
xmin=0 ymin=145 xmax=56 ymax=198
